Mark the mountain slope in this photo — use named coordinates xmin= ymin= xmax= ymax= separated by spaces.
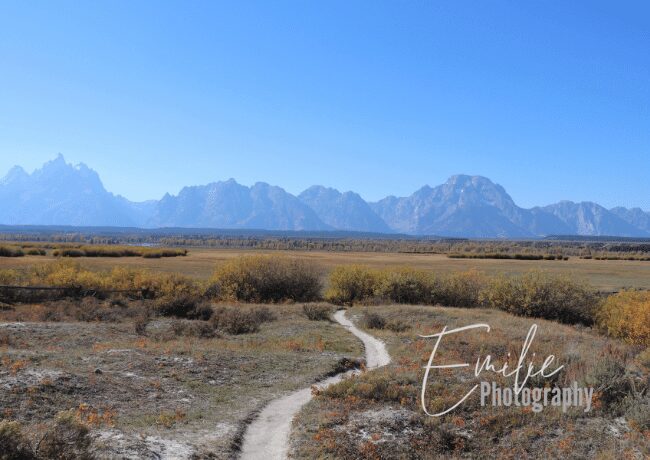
xmin=298 ymin=186 xmax=390 ymax=233
xmin=0 ymin=155 xmax=145 ymax=226
xmin=1 ymin=156 xmax=649 ymax=237
xmin=610 ymin=207 xmax=650 ymax=234
xmin=541 ymin=201 xmax=649 ymax=237
xmin=148 ymin=179 xmax=331 ymax=230
xmin=371 ymin=175 xmax=571 ymax=238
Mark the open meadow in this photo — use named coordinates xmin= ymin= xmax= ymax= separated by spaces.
xmin=2 ymin=247 xmax=650 ymax=292
xmin=0 ymin=245 xmax=648 ymax=458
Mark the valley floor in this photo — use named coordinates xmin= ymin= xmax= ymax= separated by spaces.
xmin=3 ymin=248 xmax=650 ymax=291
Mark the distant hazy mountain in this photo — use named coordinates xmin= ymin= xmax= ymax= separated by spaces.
xmin=298 ymin=186 xmax=390 ymax=233
xmin=540 ymin=201 xmax=649 ymax=237
xmin=0 ymin=154 xmax=144 ymax=226
xmin=371 ymin=175 xmax=571 ymax=238
xmin=149 ymin=179 xmax=330 ymax=231
xmin=1 ymin=156 xmax=649 ymax=238
xmin=610 ymin=207 xmax=650 ymax=234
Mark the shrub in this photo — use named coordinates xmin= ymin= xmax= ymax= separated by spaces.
xmin=597 ymin=291 xmax=650 ymax=346
xmin=142 ymin=248 xmax=187 ymax=258
xmin=134 ymin=316 xmax=149 ymax=335
xmin=325 ymin=265 xmax=381 ymax=305
xmin=0 ymin=419 xmax=35 ymax=459
xmin=584 ymin=358 xmax=633 ymax=412
xmin=249 ymin=306 xmax=276 ymax=323
xmin=0 ymin=246 xmax=25 ymax=257
xmin=37 ymin=410 xmax=92 ymax=460
xmin=53 ymin=249 xmax=85 ymax=257
xmin=215 ymin=308 xmax=260 ymax=334
xmin=0 ymin=269 xmax=19 ymax=285
xmin=303 ymin=303 xmax=333 ymax=321
xmin=436 ymin=270 xmax=487 ymax=307
xmin=448 ymin=253 xmax=545 ymax=260
xmin=481 ymin=271 xmax=598 ymax=324
xmin=52 ymin=245 xmax=187 ymax=258
xmin=1 ymin=261 xmax=201 ymax=303
xmin=321 ymin=370 xmax=418 ymax=404
xmin=170 ymin=320 xmax=217 ymax=338
xmin=386 ymin=319 xmax=410 ymax=332
xmin=73 ymin=297 xmax=123 ymax=322
xmin=625 ymin=397 xmax=650 ymax=431
xmin=327 ymin=266 xmax=485 ymax=307
xmin=364 ymin=312 xmax=386 ymax=330
xmin=186 ymin=302 xmax=214 ymax=321
xmin=375 ymin=267 xmax=435 ymax=304
xmin=203 ymin=282 xmax=221 ymax=299
xmin=212 ymin=255 xmax=321 ymax=303
xmin=131 ymin=271 xmax=199 ymax=300
xmin=14 ymin=261 xmax=200 ymax=299
xmin=153 ymin=294 xmax=203 ymax=318
xmin=211 ymin=306 xmax=275 ymax=334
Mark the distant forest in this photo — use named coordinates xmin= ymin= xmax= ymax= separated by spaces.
xmin=1 ymin=226 xmax=650 ymax=259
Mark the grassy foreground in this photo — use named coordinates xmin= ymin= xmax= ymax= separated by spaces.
xmin=0 ymin=252 xmax=648 ymax=458
xmin=291 ymin=305 xmax=649 ymax=459
xmin=0 ymin=302 xmax=361 ymax=458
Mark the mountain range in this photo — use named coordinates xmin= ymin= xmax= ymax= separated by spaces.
xmin=1 ymin=155 xmax=649 ymax=238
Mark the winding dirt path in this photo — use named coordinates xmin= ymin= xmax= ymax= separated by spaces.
xmin=238 ymin=310 xmax=391 ymax=459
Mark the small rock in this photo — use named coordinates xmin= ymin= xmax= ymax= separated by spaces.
xmin=94 ymin=368 xmax=103 ymax=375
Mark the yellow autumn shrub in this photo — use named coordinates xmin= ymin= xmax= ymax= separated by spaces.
xmin=597 ymin=291 xmax=650 ymax=346
xmin=212 ymin=255 xmax=321 ymax=302
xmin=325 ymin=265 xmax=382 ymax=304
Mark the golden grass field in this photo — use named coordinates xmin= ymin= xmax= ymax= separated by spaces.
xmin=2 ymin=247 xmax=650 ymax=291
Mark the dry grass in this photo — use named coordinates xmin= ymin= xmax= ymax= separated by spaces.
xmin=2 ymin=248 xmax=650 ymax=291
xmin=291 ymin=305 xmax=649 ymax=459
xmin=0 ymin=303 xmax=362 ymax=458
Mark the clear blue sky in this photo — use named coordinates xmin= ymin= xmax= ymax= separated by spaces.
xmin=1 ymin=1 xmax=648 ymax=209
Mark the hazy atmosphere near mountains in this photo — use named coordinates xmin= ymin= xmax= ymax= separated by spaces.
xmin=1 ymin=155 xmax=650 ymax=238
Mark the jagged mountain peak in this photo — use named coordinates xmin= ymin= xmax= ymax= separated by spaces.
xmin=300 ymin=185 xmax=365 ymax=201
xmin=0 ymin=155 xmax=143 ymax=226
xmin=1 ymin=157 xmax=649 ymax=236
xmin=437 ymin=175 xmax=515 ymax=207
xmin=149 ymin=179 xmax=329 ymax=231
xmin=300 ymin=185 xmax=341 ymax=197
xmin=445 ymin=174 xmax=494 ymax=186
xmin=31 ymin=154 xmax=104 ymax=189
xmin=1 ymin=165 xmax=28 ymax=185
xmin=298 ymin=185 xmax=390 ymax=233
xmin=610 ymin=207 xmax=650 ymax=233
xmin=542 ymin=201 xmax=647 ymax=237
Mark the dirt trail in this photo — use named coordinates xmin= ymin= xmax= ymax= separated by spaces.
xmin=238 ymin=309 xmax=391 ymax=460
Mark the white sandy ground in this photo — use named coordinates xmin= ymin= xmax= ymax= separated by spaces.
xmin=239 ymin=309 xmax=391 ymax=460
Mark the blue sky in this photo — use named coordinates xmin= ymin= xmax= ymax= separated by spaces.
xmin=0 ymin=1 xmax=648 ymax=209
